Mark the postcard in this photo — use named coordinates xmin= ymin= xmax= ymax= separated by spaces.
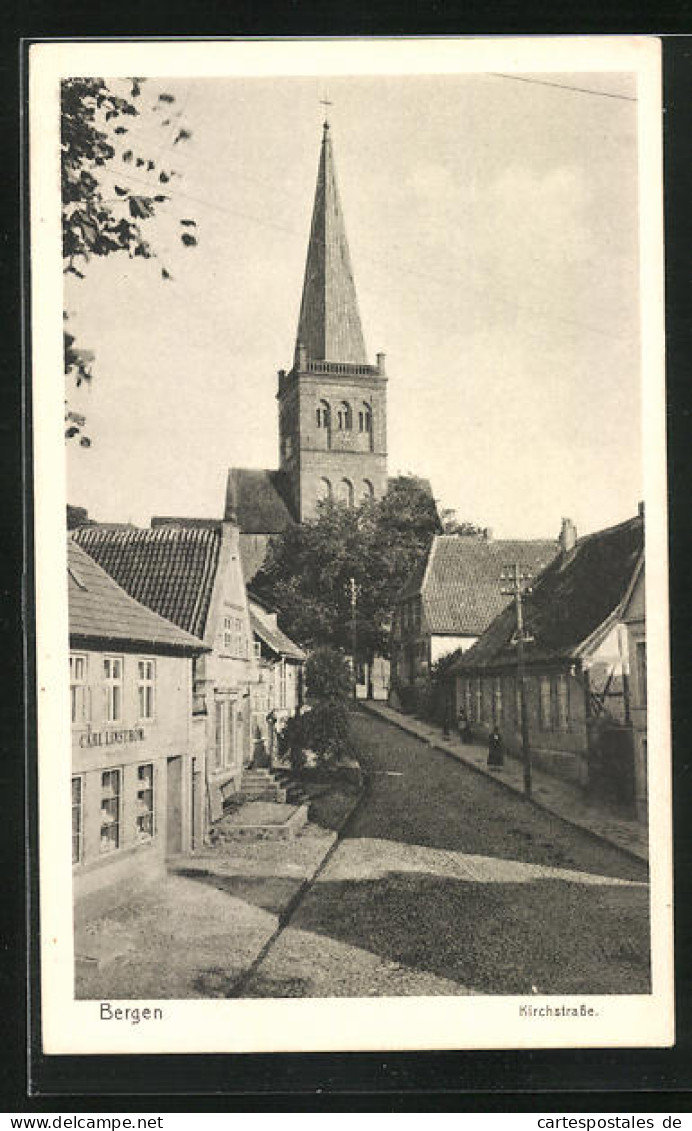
xmin=30 ymin=35 xmax=672 ymax=1054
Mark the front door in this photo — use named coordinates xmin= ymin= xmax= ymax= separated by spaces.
xmin=166 ymin=755 xmax=183 ymax=855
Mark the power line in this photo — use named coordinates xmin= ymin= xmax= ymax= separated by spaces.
xmin=103 ymin=166 xmax=630 ymax=344
xmin=489 ymin=72 xmax=637 ymax=102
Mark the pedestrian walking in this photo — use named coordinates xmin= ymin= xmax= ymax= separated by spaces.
xmin=458 ymin=706 xmax=471 ymax=745
xmin=488 ymin=726 xmax=504 ymax=768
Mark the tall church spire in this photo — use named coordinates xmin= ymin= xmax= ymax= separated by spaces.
xmin=295 ymin=122 xmax=368 ymax=366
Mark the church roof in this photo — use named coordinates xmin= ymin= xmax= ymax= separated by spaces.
xmin=72 ymin=523 xmax=222 ymax=640
xmin=295 ymin=122 xmax=368 ymax=366
xmin=225 ymin=468 xmax=296 ymax=534
xmin=398 ymin=534 xmax=560 ymax=637
xmin=68 ymin=538 xmax=205 ymax=654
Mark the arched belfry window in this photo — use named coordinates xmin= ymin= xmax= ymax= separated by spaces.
xmin=316 ymin=400 xmax=330 ymax=429
xmin=337 ymin=402 xmax=352 ymax=431
xmin=359 ymin=402 xmax=372 ymax=434
xmin=337 ymin=478 xmax=354 ymax=508
xmin=361 ymin=479 xmax=374 ymax=503
xmin=318 ymin=477 xmax=332 ymax=502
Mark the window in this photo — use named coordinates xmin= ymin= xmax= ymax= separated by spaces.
xmin=103 ymin=656 xmax=123 ymax=723
xmin=279 ymin=660 xmax=287 ymax=709
xmin=136 ymin=763 xmax=154 ymax=840
xmin=539 ymin=675 xmax=552 ymax=731
xmin=100 ymin=769 xmax=121 ymax=854
xmin=70 ymin=653 xmax=88 ymax=724
xmin=337 ymin=478 xmax=354 ymax=508
xmin=636 ymin=641 xmax=647 ymax=705
xmin=358 ymin=403 xmax=372 ymax=433
xmin=316 ymin=400 xmax=330 ymax=428
xmin=318 ymin=477 xmax=332 ymax=502
xmin=137 ymin=659 xmax=155 ymax=720
xmin=412 ymin=600 xmax=421 ymax=633
xmin=361 ymin=479 xmax=374 ymax=503
xmin=337 ymin=402 xmax=352 ymax=430
xmin=475 ymin=678 xmax=482 ymax=723
xmin=254 ymin=640 xmax=262 ymax=660
xmin=556 ymin=674 xmax=569 ymax=731
xmin=72 ymin=776 xmax=83 ymax=864
xmin=464 ymin=679 xmax=472 ymax=718
xmin=493 ymin=677 xmax=503 ymax=724
xmin=223 ymin=615 xmax=246 ymax=657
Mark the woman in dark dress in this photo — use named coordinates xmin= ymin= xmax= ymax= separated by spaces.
xmin=488 ymin=726 xmax=504 ymax=768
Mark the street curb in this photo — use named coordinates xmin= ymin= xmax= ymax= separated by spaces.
xmin=360 ymin=703 xmax=648 ymax=867
xmin=229 ymin=780 xmax=369 ymax=996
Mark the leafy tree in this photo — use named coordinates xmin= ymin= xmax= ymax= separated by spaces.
xmin=254 ymin=477 xmax=443 ymax=659
xmin=62 ymin=77 xmax=197 ymax=441
xmin=439 ymin=507 xmax=483 ymax=536
xmin=303 ymin=647 xmax=354 ymax=765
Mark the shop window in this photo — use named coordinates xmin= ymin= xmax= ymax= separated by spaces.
xmin=137 ymin=659 xmax=155 ymax=720
xmin=100 ymin=769 xmax=121 ymax=854
xmin=71 ymin=776 xmax=83 ymax=864
xmin=136 ymin=763 xmax=154 ymax=840
xmin=556 ymin=674 xmax=569 ymax=731
xmin=70 ymin=653 xmax=89 ymax=724
xmin=103 ymin=656 xmax=123 ymax=723
xmin=539 ymin=675 xmax=552 ymax=731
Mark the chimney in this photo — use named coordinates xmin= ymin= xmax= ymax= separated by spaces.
xmin=376 ymin=352 xmax=386 ymax=376
xmin=484 ymin=527 xmax=493 ymax=541
xmin=638 ymin=500 xmax=645 ymax=518
xmin=559 ymin=517 xmax=577 ymax=555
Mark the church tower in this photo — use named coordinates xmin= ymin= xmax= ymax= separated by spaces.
xmin=277 ymin=121 xmax=388 ymax=522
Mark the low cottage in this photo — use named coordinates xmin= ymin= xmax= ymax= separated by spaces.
xmin=450 ymin=512 xmax=645 ymax=807
xmin=69 ymin=540 xmax=207 ymax=913
xmin=390 ymin=531 xmax=558 ymax=706
xmin=73 ymin=519 xmax=257 ymax=829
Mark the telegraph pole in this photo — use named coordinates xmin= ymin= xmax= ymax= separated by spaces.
xmin=349 ymin=576 xmax=358 ymax=701
xmin=500 ymin=563 xmax=533 ymax=797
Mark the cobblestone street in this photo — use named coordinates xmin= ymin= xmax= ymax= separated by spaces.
xmin=240 ymin=710 xmax=650 ymax=997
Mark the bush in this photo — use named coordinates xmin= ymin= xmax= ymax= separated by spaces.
xmin=277 ymin=714 xmax=307 ymax=775
xmin=303 ymin=646 xmax=354 ymax=767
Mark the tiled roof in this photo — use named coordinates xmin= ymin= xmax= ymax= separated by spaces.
xmin=249 ymin=601 xmax=305 ymax=662
xmin=295 ymin=123 xmax=368 ymax=365
xmin=452 ymin=514 xmax=644 ymax=671
xmin=225 ymin=468 xmax=296 ymax=534
xmin=72 ymin=524 xmax=221 ymax=639
xmin=399 ymin=534 xmax=559 ymax=636
xmin=68 ymin=540 xmax=205 ymax=653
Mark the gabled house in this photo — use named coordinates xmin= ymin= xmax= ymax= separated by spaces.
xmin=248 ymin=595 xmax=306 ymax=764
xmin=390 ymin=531 xmax=558 ymax=701
xmin=450 ymin=511 xmax=645 ymax=803
xmin=72 ymin=519 xmax=257 ymax=829
xmin=68 ymin=539 xmax=207 ymax=913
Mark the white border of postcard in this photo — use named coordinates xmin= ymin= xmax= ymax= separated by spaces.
xmin=31 ymin=35 xmax=673 ymax=1054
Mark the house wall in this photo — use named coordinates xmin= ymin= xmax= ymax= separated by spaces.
xmin=623 ymin=568 xmax=647 ymax=821
xmin=195 ymin=523 xmax=258 ymax=819
xmin=455 ymin=668 xmax=590 ymax=784
xmin=71 ymin=646 xmax=195 ymax=918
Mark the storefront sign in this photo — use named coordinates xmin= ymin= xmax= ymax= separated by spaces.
xmin=79 ymin=727 xmax=145 ymax=748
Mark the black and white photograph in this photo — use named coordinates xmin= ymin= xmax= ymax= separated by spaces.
xmin=30 ymin=37 xmax=672 ymax=1054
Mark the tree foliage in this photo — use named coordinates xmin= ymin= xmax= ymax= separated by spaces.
xmin=254 ymin=477 xmax=443 ymax=659
xmin=62 ymin=77 xmax=197 ymax=441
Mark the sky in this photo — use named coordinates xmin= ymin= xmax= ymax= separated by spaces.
xmin=65 ymin=71 xmax=643 ymax=539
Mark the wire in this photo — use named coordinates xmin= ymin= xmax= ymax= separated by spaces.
xmin=488 ymin=73 xmax=637 ymax=102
